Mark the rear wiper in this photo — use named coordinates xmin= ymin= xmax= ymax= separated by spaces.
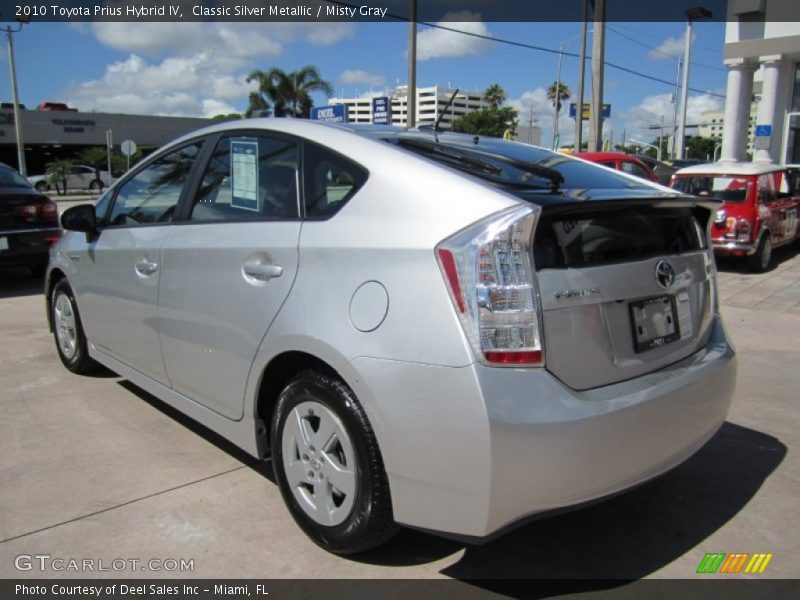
xmin=397 ymin=139 xmax=502 ymax=176
xmin=467 ymin=150 xmax=564 ymax=191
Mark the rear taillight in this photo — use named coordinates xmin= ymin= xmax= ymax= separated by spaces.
xmin=436 ymin=205 xmax=544 ymax=367
xmin=19 ymin=199 xmax=58 ymax=222
xmin=40 ymin=200 xmax=58 ymax=221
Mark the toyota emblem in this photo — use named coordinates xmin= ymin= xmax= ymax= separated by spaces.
xmin=655 ymin=260 xmax=676 ymax=289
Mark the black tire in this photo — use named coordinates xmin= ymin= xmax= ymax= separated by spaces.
xmin=271 ymin=370 xmax=398 ymax=554
xmin=89 ymin=179 xmax=104 ymax=191
xmin=51 ymin=280 xmax=98 ymax=374
xmin=747 ymin=233 xmax=772 ymax=272
xmin=35 ymin=181 xmax=49 ymax=192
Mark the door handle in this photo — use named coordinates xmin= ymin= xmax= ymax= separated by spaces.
xmin=243 ymin=262 xmax=283 ymax=281
xmin=135 ymin=256 xmax=159 ymax=275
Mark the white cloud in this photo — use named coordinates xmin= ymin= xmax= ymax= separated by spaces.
xmin=508 ymin=88 xmax=577 ymax=147
xmin=415 ymin=11 xmax=491 ymax=61
xmin=340 ymin=69 xmax=387 ymax=86
xmin=64 ymin=53 xmax=256 ymax=117
xmin=60 ymin=22 xmax=355 ymax=117
xmin=89 ymin=22 xmax=354 ymax=58
xmin=648 ymin=31 xmax=696 ymax=60
xmin=201 ymin=99 xmax=238 ymax=118
xmin=616 ymin=92 xmax=723 ymax=141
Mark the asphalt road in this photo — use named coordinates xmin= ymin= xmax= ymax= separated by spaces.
xmin=0 ymin=248 xmax=798 ymax=584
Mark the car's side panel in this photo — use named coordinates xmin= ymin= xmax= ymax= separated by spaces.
xmin=74 ymin=226 xmax=173 ymax=384
xmin=158 ymin=222 xmax=302 ymax=420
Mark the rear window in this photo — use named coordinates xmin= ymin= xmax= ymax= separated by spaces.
xmin=672 ymin=176 xmax=750 ymax=203
xmin=534 ymin=207 xmax=706 ymax=269
xmin=386 ymin=136 xmax=652 ymax=191
xmin=0 ymin=166 xmax=32 ymax=188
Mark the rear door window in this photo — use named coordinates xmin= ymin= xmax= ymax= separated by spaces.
xmin=189 ymin=135 xmax=299 ymax=222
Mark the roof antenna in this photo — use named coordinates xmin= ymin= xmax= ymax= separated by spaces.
xmin=420 ymin=88 xmax=459 ymax=142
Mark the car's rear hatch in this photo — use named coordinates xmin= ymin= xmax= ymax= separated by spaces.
xmin=530 ymin=193 xmax=718 ymax=390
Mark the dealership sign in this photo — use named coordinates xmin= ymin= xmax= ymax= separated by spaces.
xmin=310 ymin=105 xmax=347 ymax=123
xmin=569 ymin=103 xmax=611 ymax=119
xmin=372 ymin=97 xmax=391 ymax=125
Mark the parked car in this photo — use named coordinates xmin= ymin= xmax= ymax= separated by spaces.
xmin=635 ymin=155 xmax=678 ymax=185
xmin=668 ymin=158 xmax=706 ymax=169
xmin=28 ymin=165 xmax=111 ymax=193
xmin=574 ymin=151 xmax=659 ymax=182
xmin=671 ymin=162 xmax=800 ymax=271
xmin=0 ymin=163 xmax=61 ymax=276
xmin=47 ymin=120 xmax=736 ymax=554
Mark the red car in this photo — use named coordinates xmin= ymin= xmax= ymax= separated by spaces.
xmin=671 ymin=163 xmax=800 ymax=271
xmin=574 ymin=152 xmax=659 ymax=183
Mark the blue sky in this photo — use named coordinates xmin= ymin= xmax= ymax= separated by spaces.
xmin=2 ymin=18 xmax=728 ymax=147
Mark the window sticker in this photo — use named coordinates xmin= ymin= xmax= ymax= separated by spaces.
xmin=231 ymin=140 xmax=259 ymax=211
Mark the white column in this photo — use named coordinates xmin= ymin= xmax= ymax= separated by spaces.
xmin=754 ymin=55 xmax=783 ymax=164
xmin=720 ymin=59 xmax=754 ymax=163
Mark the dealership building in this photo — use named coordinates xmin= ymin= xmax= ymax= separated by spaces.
xmin=0 ymin=107 xmax=212 ymax=175
xmin=721 ymin=1 xmax=800 ymax=164
xmin=330 ymin=84 xmax=489 ymax=129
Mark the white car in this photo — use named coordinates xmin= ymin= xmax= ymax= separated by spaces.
xmin=28 ymin=164 xmax=111 ymax=193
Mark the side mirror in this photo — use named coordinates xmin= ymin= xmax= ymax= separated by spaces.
xmin=61 ymin=204 xmax=97 ymax=242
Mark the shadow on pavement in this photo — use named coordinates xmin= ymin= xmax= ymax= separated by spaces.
xmin=117 ymin=380 xmax=275 ymax=484
xmin=439 ymin=422 xmax=784 ymax=596
xmin=0 ymin=267 xmax=44 ymax=299
xmin=110 ymin=376 xmax=787 ymax=585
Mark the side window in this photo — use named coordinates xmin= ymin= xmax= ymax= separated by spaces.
xmin=190 ymin=135 xmax=298 ymax=221
xmin=107 ymin=143 xmax=201 ymax=226
xmin=620 ymin=161 xmax=650 ymax=180
xmin=757 ymin=174 xmax=777 ymax=204
xmin=776 ymin=170 xmax=796 ymax=197
xmin=303 ymin=141 xmax=368 ymax=218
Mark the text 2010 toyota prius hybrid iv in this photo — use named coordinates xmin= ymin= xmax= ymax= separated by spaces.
xmin=47 ymin=120 xmax=737 ymax=554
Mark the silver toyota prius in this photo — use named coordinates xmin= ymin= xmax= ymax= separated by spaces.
xmin=47 ymin=119 xmax=736 ymax=554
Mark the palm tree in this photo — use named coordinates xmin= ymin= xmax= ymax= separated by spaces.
xmin=246 ymin=65 xmax=333 ymax=119
xmin=45 ymin=158 xmax=76 ymax=197
xmin=77 ymin=147 xmax=108 ymax=185
xmin=547 ymin=81 xmax=572 ymax=114
xmin=483 ymin=84 xmax=506 ymax=110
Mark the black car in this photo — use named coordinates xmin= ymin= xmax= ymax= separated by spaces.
xmin=0 ymin=164 xmax=61 ymax=276
xmin=635 ymin=155 xmax=678 ymax=185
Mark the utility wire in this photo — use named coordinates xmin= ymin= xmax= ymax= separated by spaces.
xmin=419 ymin=21 xmax=725 ymax=99
xmin=606 ymin=25 xmax=726 ymax=72
xmin=323 ymin=0 xmax=726 ymax=98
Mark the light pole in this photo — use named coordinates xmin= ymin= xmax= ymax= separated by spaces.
xmin=2 ymin=15 xmax=29 ymax=176
xmin=407 ymin=0 xmax=417 ymax=128
xmin=553 ymin=32 xmax=586 ymax=150
xmin=675 ymin=6 xmax=712 ymax=160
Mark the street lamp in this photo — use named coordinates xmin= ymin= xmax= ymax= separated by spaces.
xmin=1 ymin=13 xmax=30 ymax=176
xmin=553 ymin=32 xmax=587 ymax=150
xmin=675 ymin=5 xmax=712 ymax=160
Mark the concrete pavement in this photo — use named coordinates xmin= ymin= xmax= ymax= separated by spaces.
xmin=0 ymin=248 xmax=798 ymax=582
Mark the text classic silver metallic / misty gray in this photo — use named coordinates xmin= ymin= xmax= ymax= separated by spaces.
xmin=47 ymin=119 xmax=736 ymax=554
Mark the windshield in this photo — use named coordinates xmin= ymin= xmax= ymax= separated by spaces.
xmin=672 ymin=175 xmax=750 ymax=203
xmin=386 ymin=135 xmax=653 ymax=191
xmin=0 ymin=166 xmax=33 ymax=188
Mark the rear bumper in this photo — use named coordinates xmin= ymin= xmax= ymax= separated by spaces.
xmin=0 ymin=227 xmax=61 ymax=267
xmin=354 ymin=315 xmax=736 ymax=538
